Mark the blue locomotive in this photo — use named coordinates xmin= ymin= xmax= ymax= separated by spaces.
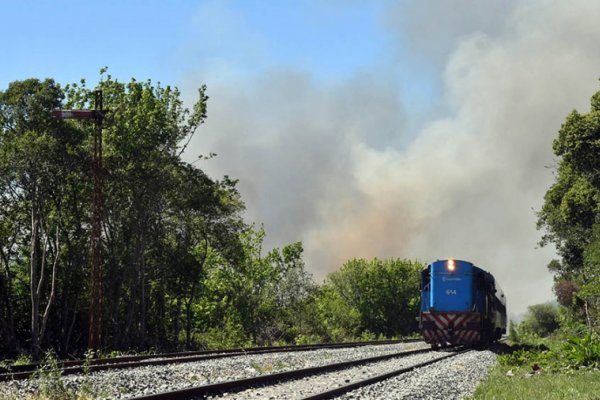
xmin=419 ymin=259 xmax=506 ymax=346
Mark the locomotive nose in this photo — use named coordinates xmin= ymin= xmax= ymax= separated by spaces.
xmin=447 ymin=320 xmax=454 ymax=335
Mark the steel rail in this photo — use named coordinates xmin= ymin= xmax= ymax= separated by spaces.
xmin=127 ymin=347 xmax=437 ymax=400
xmin=0 ymin=339 xmax=422 ymax=381
xmin=301 ymin=349 xmax=469 ymax=400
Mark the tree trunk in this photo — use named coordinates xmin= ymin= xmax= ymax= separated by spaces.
xmin=65 ymin=306 xmax=77 ymax=354
xmin=184 ymin=290 xmax=194 ymax=349
xmin=139 ymin=237 xmax=146 ymax=349
xmin=39 ymin=225 xmax=60 ymax=344
xmin=173 ymin=293 xmax=182 ymax=348
xmin=124 ymin=281 xmax=135 ymax=349
xmin=30 ymin=186 xmax=60 ymax=361
xmin=184 ymin=237 xmax=208 ymax=349
xmin=110 ymin=276 xmax=123 ymax=349
xmin=0 ymin=248 xmax=17 ymax=353
xmin=585 ymin=300 xmax=592 ymax=328
xmin=30 ymin=201 xmax=41 ymax=361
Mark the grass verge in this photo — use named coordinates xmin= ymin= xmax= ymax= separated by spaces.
xmin=469 ymin=364 xmax=600 ymax=400
xmin=469 ymin=333 xmax=600 ymax=400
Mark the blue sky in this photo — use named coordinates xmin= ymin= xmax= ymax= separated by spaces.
xmin=0 ymin=1 xmax=435 ymax=115
xmin=1 ymin=1 xmax=196 ymax=87
xmin=1 ymin=2 xmax=385 ymax=82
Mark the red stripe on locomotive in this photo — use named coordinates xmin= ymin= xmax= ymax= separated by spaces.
xmin=421 ymin=312 xmax=480 ymax=345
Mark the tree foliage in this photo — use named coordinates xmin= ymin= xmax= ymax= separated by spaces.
xmin=317 ymin=258 xmax=423 ymax=339
xmin=198 ymin=227 xmax=319 ymax=346
xmin=0 ymin=72 xmax=424 ymax=359
xmin=538 ymin=84 xmax=600 ymax=330
xmin=519 ymin=303 xmax=560 ymax=337
xmin=0 ymin=79 xmax=85 ymax=359
xmin=0 ymin=73 xmax=248 ymax=357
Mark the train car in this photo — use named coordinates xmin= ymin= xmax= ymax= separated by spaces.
xmin=419 ymin=259 xmax=506 ymax=346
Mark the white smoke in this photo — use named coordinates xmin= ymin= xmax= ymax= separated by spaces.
xmin=180 ymin=0 xmax=600 ymax=316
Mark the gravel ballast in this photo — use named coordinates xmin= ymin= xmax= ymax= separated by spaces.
xmin=204 ymin=349 xmax=497 ymax=399
xmin=206 ymin=349 xmax=455 ymax=399
xmin=0 ymin=342 xmax=430 ymax=399
xmin=339 ymin=349 xmax=498 ymax=400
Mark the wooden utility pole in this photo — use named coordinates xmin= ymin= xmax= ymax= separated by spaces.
xmin=52 ymin=90 xmax=104 ymax=351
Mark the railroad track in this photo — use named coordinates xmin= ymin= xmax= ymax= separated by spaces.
xmin=0 ymin=339 xmax=420 ymax=382
xmin=127 ymin=346 xmax=467 ymax=400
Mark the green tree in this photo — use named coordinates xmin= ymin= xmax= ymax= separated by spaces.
xmin=198 ymin=227 xmax=318 ymax=347
xmin=0 ymin=78 xmax=87 ymax=360
xmin=520 ymin=303 xmax=560 ymax=337
xmin=538 ymin=84 xmax=600 ymax=327
xmin=63 ymin=74 xmax=245 ymax=351
xmin=267 ymin=242 xmax=319 ymax=343
xmin=0 ymin=71 xmax=248 ymax=357
xmin=318 ymin=258 xmax=423 ymax=339
xmin=579 ymin=224 xmax=600 ymax=328
xmin=315 ymin=284 xmax=361 ymax=341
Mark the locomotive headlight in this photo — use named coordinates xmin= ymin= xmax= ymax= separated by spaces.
xmin=447 ymin=259 xmax=456 ymax=271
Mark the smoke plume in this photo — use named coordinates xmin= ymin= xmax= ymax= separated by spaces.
xmin=181 ymin=0 xmax=600 ymax=316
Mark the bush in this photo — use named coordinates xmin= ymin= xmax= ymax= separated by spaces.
xmin=508 ymin=320 xmax=519 ymax=342
xmin=294 ymin=334 xmax=324 ymax=345
xmin=33 ymin=351 xmax=70 ymax=399
xmin=499 ymin=332 xmax=600 ymax=372
xmin=520 ymin=303 xmax=560 ymax=337
xmin=498 ymin=348 xmax=546 ymax=367
xmin=563 ymin=332 xmax=600 ymax=368
xmin=195 ymin=319 xmax=253 ymax=349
